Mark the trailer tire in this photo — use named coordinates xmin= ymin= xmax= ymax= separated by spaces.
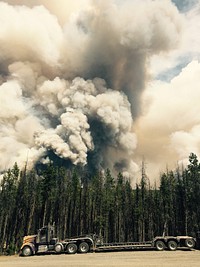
xmin=66 ymin=243 xmax=77 ymax=254
xmin=168 ymin=240 xmax=177 ymax=251
xmin=155 ymin=240 xmax=165 ymax=251
xmin=79 ymin=242 xmax=89 ymax=253
xmin=21 ymin=246 xmax=33 ymax=257
xmin=185 ymin=238 xmax=195 ymax=248
xmin=54 ymin=243 xmax=63 ymax=253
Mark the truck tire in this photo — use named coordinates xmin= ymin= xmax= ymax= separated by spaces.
xmin=155 ymin=240 xmax=165 ymax=251
xmin=54 ymin=243 xmax=63 ymax=253
xmin=78 ymin=242 xmax=89 ymax=253
xmin=185 ymin=238 xmax=195 ymax=248
xmin=66 ymin=243 xmax=77 ymax=254
xmin=21 ymin=246 xmax=33 ymax=256
xmin=167 ymin=240 xmax=177 ymax=251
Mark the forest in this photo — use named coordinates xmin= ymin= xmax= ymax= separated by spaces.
xmin=0 ymin=153 xmax=200 ymax=255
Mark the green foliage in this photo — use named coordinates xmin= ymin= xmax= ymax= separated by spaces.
xmin=5 ymin=240 xmax=16 ymax=255
xmin=0 ymin=154 xmax=200 ymax=254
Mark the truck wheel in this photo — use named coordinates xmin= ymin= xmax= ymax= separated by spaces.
xmin=66 ymin=243 xmax=77 ymax=254
xmin=168 ymin=240 xmax=177 ymax=251
xmin=155 ymin=240 xmax=165 ymax=251
xmin=21 ymin=246 xmax=32 ymax=256
xmin=185 ymin=238 xmax=195 ymax=248
xmin=54 ymin=243 xmax=63 ymax=253
xmin=79 ymin=242 xmax=89 ymax=253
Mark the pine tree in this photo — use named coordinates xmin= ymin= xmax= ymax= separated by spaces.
xmin=0 ymin=163 xmax=19 ymax=253
xmin=186 ymin=153 xmax=200 ymax=234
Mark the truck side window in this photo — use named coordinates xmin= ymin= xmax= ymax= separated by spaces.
xmin=40 ymin=229 xmax=47 ymax=242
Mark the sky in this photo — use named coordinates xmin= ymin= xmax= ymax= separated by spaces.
xmin=0 ymin=0 xmax=200 ymax=182
xmin=135 ymin=0 xmax=200 ymax=179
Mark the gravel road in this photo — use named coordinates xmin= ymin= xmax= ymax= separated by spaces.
xmin=0 ymin=250 xmax=200 ymax=267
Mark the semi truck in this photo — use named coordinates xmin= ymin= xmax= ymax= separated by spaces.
xmin=19 ymin=224 xmax=197 ymax=256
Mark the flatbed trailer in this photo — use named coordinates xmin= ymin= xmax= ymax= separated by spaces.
xmin=19 ymin=225 xmax=197 ymax=256
xmin=93 ymin=236 xmax=196 ymax=252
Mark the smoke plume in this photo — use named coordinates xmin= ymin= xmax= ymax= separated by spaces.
xmin=0 ymin=0 xmax=181 ymax=177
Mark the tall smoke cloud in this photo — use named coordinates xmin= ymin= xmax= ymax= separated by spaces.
xmin=0 ymin=0 xmax=182 ymax=177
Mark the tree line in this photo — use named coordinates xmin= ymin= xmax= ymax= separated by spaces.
xmin=0 ymin=153 xmax=200 ymax=254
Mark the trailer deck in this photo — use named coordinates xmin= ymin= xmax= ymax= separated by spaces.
xmin=95 ymin=241 xmax=153 ymax=251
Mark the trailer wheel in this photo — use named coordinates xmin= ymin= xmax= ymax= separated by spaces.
xmin=21 ymin=246 xmax=33 ymax=257
xmin=54 ymin=243 xmax=63 ymax=253
xmin=66 ymin=243 xmax=77 ymax=254
xmin=168 ymin=240 xmax=177 ymax=251
xmin=79 ymin=242 xmax=89 ymax=253
xmin=155 ymin=240 xmax=165 ymax=251
xmin=185 ymin=238 xmax=195 ymax=248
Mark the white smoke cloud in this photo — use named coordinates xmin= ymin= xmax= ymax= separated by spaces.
xmin=150 ymin=1 xmax=200 ymax=80
xmin=136 ymin=60 xmax=200 ymax=178
xmin=1 ymin=0 xmax=89 ymax=26
xmin=0 ymin=3 xmax=64 ymax=69
xmin=61 ymin=0 xmax=181 ymax=116
xmin=0 ymin=0 xmax=182 ymax=178
xmin=0 ymin=79 xmax=46 ymax=171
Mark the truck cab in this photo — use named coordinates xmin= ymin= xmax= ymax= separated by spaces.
xmin=20 ymin=225 xmax=60 ymax=256
xmin=20 ymin=225 xmax=94 ymax=256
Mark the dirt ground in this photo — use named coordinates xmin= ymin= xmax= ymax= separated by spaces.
xmin=0 ymin=250 xmax=200 ymax=267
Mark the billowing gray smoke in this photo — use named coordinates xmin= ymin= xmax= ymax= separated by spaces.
xmin=0 ymin=0 xmax=181 ymax=177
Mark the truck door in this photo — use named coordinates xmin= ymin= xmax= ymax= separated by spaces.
xmin=38 ymin=227 xmax=48 ymax=244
